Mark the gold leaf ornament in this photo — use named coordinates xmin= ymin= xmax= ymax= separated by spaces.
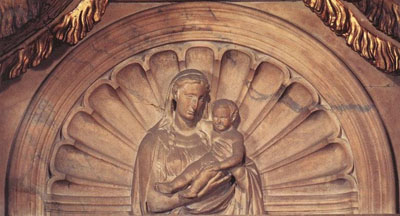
xmin=52 ymin=0 xmax=109 ymax=45
xmin=304 ymin=0 xmax=400 ymax=73
xmin=8 ymin=32 xmax=53 ymax=79
xmin=0 ymin=0 xmax=108 ymax=83
xmin=353 ymin=0 xmax=400 ymax=40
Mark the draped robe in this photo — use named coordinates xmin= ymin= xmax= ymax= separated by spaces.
xmin=131 ymin=122 xmax=264 ymax=214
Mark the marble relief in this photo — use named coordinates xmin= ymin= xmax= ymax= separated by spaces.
xmin=46 ymin=42 xmax=357 ymax=214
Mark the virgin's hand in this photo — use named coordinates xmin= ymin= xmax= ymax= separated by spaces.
xmin=204 ymin=163 xmax=220 ymax=172
xmin=197 ymin=172 xmax=232 ymax=198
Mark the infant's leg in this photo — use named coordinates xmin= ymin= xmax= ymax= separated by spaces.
xmin=179 ymin=169 xmax=219 ymax=198
xmin=155 ymin=159 xmax=203 ymax=194
xmin=231 ymin=166 xmax=248 ymax=191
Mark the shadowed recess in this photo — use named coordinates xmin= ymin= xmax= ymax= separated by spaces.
xmin=88 ymin=84 xmax=147 ymax=144
xmin=265 ymin=178 xmax=357 ymax=196
xmin=55 ymin=145 xmax=133 ymax=187
xmin=116 ymin=63 xmax=162 ymax=130
xmin=51 ymin=180 xmax=131 ymax=197
xmin=253 ymin=110 xmax=341 ymax=172
xmin=216 ymin=50 xmax=251 ymax=102
xmin=185 ymin=47 xmax=215 ymax=86
xmin=262 ymin=143 xmax=353 ymax=187
xmin=149 ymin=51 xmax=180 ymax=104
xmin=68 ymin=111 xmax=136 ymax=168
xmin=239 ymin=62 xmax=286 ymax=134
xmin=246 ymin=82 xmax=318 ymax=156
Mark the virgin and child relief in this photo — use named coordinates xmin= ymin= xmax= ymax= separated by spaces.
xmin=48 ymin=42 xmax=358 ymax=214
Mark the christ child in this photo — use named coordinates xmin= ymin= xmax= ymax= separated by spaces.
xmin=154 ymin=99 xmax=245 ymax=198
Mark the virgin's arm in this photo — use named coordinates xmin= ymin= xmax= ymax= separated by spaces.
xmin=134 ymin=133 xmax=200 ymax=212
xmin=147 ymin=172 xmax=232 ymax=212
xmin=146 ymin=186 xmax=189 ymax=212
xmin=135 ymin=132 xmax=232 ymax=213
xmin=133 ymin=133 xmax=188 ymax=212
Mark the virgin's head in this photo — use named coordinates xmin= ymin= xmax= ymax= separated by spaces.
xmin=164 ymin=69 xmax=210 ymax=126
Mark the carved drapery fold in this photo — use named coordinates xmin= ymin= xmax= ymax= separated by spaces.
xmin=304 ymin=0 xmax=400 ymax=73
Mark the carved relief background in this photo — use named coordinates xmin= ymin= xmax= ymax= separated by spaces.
xmin=6 ymin=2 xmax=395 ymax=215
xmin=46 ymin=42 xmax=358 ymax=214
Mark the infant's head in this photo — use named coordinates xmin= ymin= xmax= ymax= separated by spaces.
xmin=212 ymin=99 xmax=239 ymax=132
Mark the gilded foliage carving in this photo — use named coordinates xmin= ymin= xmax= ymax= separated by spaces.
xmin=0 ymin=0 xmax=108 ymax=83
xmin=353 ymin=0 xmax=400 ymax=41
xmin=304 ymin=0 xmax=400 ymax=73
xmin=53 ymin=0 xmax=108 ymax=45
xmin=1 ymin=32 xmax=54 ymax=79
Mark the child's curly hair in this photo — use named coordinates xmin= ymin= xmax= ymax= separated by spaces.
xmin=212 ymin=99 xmax=239 ymax=121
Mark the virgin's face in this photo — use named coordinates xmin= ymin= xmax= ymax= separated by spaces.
xmin=175 ymin=82 xmax=207 ymax=121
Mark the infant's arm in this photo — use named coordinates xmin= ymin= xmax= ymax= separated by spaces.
xmin=216 ymin=132 xmax=245 ymax=170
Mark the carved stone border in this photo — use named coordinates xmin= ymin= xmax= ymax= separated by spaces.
xmin=6 ymin=2 xmax=395 ymax=214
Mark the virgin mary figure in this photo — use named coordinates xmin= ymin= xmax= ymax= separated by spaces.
xmin=131 ymin=69 xmax=264 ymax=214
